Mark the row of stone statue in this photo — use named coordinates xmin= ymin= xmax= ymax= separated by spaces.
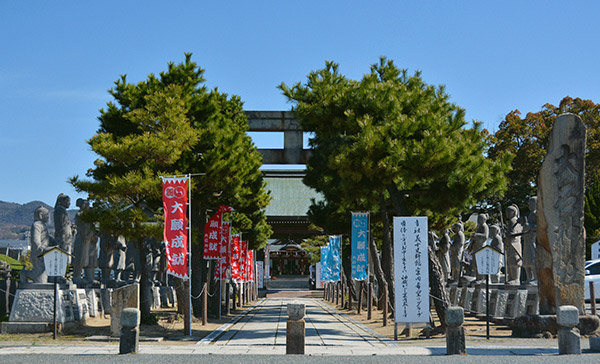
xmin=20 ymin=193 xmax=165 ymax=286
xmin=432 ymin=197 xmax=538 ymax=286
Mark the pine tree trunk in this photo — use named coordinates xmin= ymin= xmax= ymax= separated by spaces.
xmin=428 ymin=245 xmax=449 ymax=329
xmin=379 ymin=194 xmax=395 ymax=314
xmin=207 ymin=260 xmax=219 ymax=317
xmin=139 ymin=239 xmax=153 ymax=323
xmin=191 ymin=203 xmax=206 ymax=318
xmin=174 ymin=277 xmax=185 ymax=314
xmin=368 ymin=234 xmax=388 ymax=309
xmin=342 ymin=267 xmax=357 ymax=302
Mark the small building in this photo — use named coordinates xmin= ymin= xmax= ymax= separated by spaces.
xmin=267 ymin=240 xmax=310 ymax=276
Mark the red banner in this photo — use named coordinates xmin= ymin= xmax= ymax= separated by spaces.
xmin=162 ymin=177 xmax=189 ymax=279
xmin=215 ymin=221 xmax=231 ymax=280
xmin=203 ymin=205 xmax=233 ymax=259
xmin=240 ymin=241 xmax=247 ymax=282
xmin=248 ymin=250 xmax=255 ymax=282
xmin=230 ymin=234 xmax=241 ymax=281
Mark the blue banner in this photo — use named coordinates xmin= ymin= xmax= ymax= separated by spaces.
xmin=320 ymin=245 xmax=330 ymax=282
xmin=329 ymin=235 xmax=342 ymax=282
xmin=351 ymin=212 xmax=369 ymax=281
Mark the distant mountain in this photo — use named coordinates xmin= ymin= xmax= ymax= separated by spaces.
xmin=0 ymin=200 xmax=77 ymax=240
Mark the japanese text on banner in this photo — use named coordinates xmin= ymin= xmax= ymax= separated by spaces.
xmin=203 ymin=205 xmax=233 ymax=259
xmin=215 ymin=221 xmax=231 ymax=280
xmin=240 ymin=240 xmax=247 ymax=282
xmin=351 ymin=212 xmax=369 ymax=281
xmin=230 ymin=234 xmax=241 ymax=281
xmin=393 ymin=217 xmax=429 ymax=324
xmin=329 ymin=235 xmax=342 ymax=282
xmin=162 ymin=177 xmax=189 ymax=279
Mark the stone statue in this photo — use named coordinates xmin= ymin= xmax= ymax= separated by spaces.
xmin=471 ymin=213 xmax=489 ymax=280
xmin=98 ymin=232 xmax=114 ymax=282
xmin=123 ymin=239 xmax=141 ymax=283
xmin=53 ymin=193 xmax=76 ymax=260
xmin=488 ymin=224 xmax=504 ymax=282
xmin=113 ymin=235 xmax=127 ymax=282
xmin=504 ymin=204 xmax=523 ymax=285
xmin=98 ymin=233 xmax=127 ymax=283
xmin=437 ymin=229 xmax=451 ymax=280
xmin=522 ymin=197 xmax=537 ymax=284
xmin=72 ymin=199 xmax=99 ymax=284
xmin=148 ymin=238 xmax=165 ymax=284
xmin=450 ymin=222 xmax=465 ymax=282
xmin=21 ymin=206 xmax=55 ymax=283
xmin=537 ymin=113 xmax=586 ymax=314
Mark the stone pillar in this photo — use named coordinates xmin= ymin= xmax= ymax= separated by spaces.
xmin=286 ymin=302 xmax=305 ymax=355
xmin=119 ymin=308 xmax=140 ymax=354
xmin=110 ymin=284 xmax=139 ymax=337
xmin=537 ymin=114 xmax=586 ymax=314
xmin=557 ymin=305 xmax=580 ymax=355
xmin=446 ymin=307 xmax=466 ymax=355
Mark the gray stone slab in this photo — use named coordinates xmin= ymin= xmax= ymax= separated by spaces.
xmin=1 ymin=321 xmax=51 ymax=333
xmin=8 ymin=288 xmax=86 ymax=323
xmin=110 ymin=283 xmax=139 ymax=337
xmin=494 ymin=290 xmax=509 ymax=317
xmin=463 ymin=287 xmax=475 ymax=311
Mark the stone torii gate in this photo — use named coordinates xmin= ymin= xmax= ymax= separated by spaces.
xmin=245 ymin=111 xmax=311 ymax=165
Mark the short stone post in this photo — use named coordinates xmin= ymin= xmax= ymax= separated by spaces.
xmin=119 ymin=308 xmax=140 ymax=354
xmin=446 ymin=306 xmax=466 ymax=355
xmin=557 ymin=305 xmax=581 ymax=355
xmin=286 ymin=302 xmax=306 ymax=355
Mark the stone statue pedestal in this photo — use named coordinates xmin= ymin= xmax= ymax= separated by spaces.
xmin=1 ymin=285 xmax=94 ymax=334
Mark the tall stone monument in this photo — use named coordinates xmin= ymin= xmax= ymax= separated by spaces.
xmin=536 ymin=113 xmax=586 ymax=314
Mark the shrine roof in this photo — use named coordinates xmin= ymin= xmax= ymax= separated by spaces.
xmin=263 ymin=170 xmax=323 ymax=217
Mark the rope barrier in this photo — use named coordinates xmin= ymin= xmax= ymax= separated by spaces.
xmin=190 ymin=284 xmax=206 ymax=300
xmin=207 ymin=284 xmax=219 ymax=298
xmin=0 ymin=287 xmax=16 ymax=297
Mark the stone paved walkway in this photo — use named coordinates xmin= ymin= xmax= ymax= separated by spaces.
xmin=199 ymin=297 xmax=394 ymax=354
xmin=1 ymin=296 xmax=599 ymax=356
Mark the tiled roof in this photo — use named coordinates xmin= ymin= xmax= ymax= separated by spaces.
xmin=263 ymin=170 xmax=323 ymax=217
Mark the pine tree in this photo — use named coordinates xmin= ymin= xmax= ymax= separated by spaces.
xmin=280 ymin=57 xmax=511 ymax=324
xmin=71 ymin=54 xmax=271 ymax=319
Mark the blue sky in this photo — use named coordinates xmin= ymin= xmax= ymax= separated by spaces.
xmin=1 ymin=1 xmax=599 ymax=205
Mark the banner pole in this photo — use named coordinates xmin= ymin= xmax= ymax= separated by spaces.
xmin=187 ymin=173 xmax=192 ymax=337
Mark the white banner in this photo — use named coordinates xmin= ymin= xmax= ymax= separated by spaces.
xmin=256 ymin=261 xmax=264 ymax=289
xmin=316 ymin=262 xmax=324 ymax=289
xmin=393 ymin=216 xmax=429 ymax=324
